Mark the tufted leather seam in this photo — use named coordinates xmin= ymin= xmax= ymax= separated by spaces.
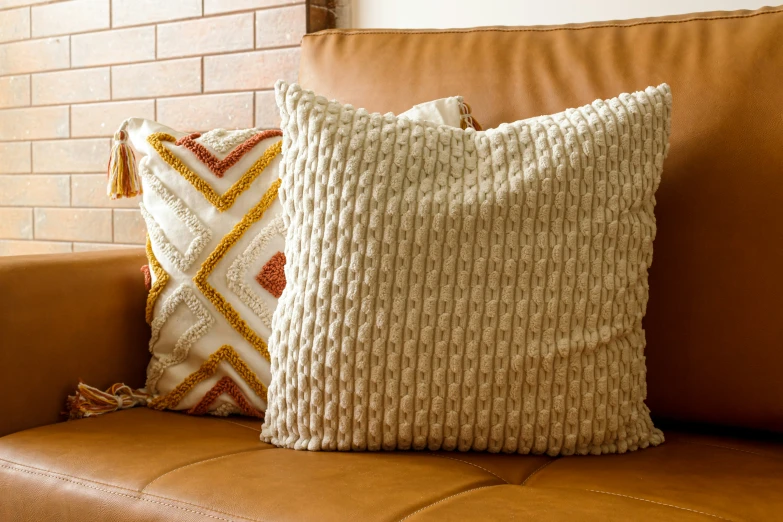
xmin=143 ymin=448 xmax=270 ymax=491
xmin=396 ymin=484 xmax=499 ymax=522
xmin=425 ymin=453 xmax=509 ymax=483
xmin=304 ymin=7 xmax=783 ymax=38
xmin=585 ymin=489 xmax=733 ymax=521
xmin=520 ymin=459 xmax=557 ymax=485
xmin=0 ymin=463 xmax=260 ymax=522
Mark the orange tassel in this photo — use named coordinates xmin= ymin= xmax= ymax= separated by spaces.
xmin=107 ymin=120 xmax=142 ymax=200
xmin=65 ymin=382 xmax=149 ymax=420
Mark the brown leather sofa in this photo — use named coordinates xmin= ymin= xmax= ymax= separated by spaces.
xmin=1 ymin=6 xmax=782 ymax=521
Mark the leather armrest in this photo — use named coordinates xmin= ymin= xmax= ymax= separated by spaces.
xmin=0 ymin=249 xmax=150 ymax=437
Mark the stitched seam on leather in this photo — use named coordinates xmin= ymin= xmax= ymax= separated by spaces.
xmin=396 ymin=484 xmax=499 ymax=522
xmin=304 ymin=8 xmax=783 ymax=38
xmin=0 ymin=456 xmax=133 ymax=492
xmin=143 ymin=448 xmax=267 ymax=492
xmin=676 ymin=439 xmax=774 ymax=458
xmin=585 ymin=489 xmax=733 ymax=521
xmin=425 ymin=453 xmax=508 ymax=484
xmin=0 ymin=463 xmax=259 ymax=522
xmin=220 ymin=419 xmax=262 ymax=433
xmin=521 ymin=459 xmax=556 ymax=485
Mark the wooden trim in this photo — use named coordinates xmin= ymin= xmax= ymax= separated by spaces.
xmin=306 ymin=0 xmax=339 ymax=33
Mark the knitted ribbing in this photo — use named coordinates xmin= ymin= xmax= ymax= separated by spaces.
xmin=262 ymin=81 xmax=671 ymax=455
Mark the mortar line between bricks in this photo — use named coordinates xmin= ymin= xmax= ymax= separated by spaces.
xmin=0 ymin=87 xmax=277 ymax=112
xmin=0 ymin=2 xmax=305 ymax=16
xmin=0 ymin=5 xmax=305 ymax=48
xmin=0 ymin=43 xmax=300 ymax=79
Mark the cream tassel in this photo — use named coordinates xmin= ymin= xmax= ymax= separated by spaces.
xmin=107 ymin=119 xmax=142 ymax=199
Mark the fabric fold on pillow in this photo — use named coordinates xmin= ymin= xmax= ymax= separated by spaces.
xmin=262 ymin=80 xmax=671 ymax=455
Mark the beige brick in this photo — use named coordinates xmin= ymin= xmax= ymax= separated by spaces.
xmin=204 ymin=48 xmax=299 ymax=92
xmin=112 ymin=0 xmax=202 ymax=27
xmin=71 ymin=100 xmax=155 ymax=138
xmin=35 ymin=208 xmax=112 ymax=242
xmin=71 ymin=174 xmax=139 ymax=208
xmin=32 ymin=68 xmax=110 ymax=105
xmin=112 ymin=58 xmax=201 ymax=100
xmin=255 ymin=90 xmax=280 ymax=129
xmin=0 ymin=142 xmax=31 ymax=173
xmin=72 ymin=26 xmax=155 ymax=68
xmin=157 ymin=13 xmax=254 ymax=59
xmin=32 ymin=0 xmax=109 ymax=37
xmin=0 ymin=37 xmax=69 ymax=76
xmin=113 ymin=209 xmax=146 ymax=244
xmin=0 ymin=105 xmax=68 ymax=141
xmin=0 ymin=75 xmax=30 ymax=109
xmin=0 ymin=8 xmax=30 ymax=44
xmin=33 ymin=139 xmax=109 ymax=173
xmin=256 ymin=5 xmax=306 ymax=49
xmin=73 ymin=242 xmax=142 ymax=252
xmin=0 ymin=239 xmax=72 ymax=256
xmin=0 ymin=208 xmax=33 ymax=239
xmin=204 ymin=0 xmax=300 ymax=14
xmin=157 ymin=92 xmax=254 ymax=131
xmin=0 ymin=175 xmax=70 ymax=206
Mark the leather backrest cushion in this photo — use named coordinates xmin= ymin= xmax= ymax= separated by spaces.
xmin=298 ymin=7 xmax=783 ymax=433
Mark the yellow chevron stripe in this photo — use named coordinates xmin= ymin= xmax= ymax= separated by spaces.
xmin=147 ymin=132 xmax=282 ymax=212
xmin=193 ymin=179 xmax=281 ymax=362
xmin=148 ymin=344 xmax=267 ymax=409
xmin=145 ymin=235 xmax=169 ymax=325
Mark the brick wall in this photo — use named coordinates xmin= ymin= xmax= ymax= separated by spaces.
xmin=0 ymin=0 xmax=304 ymax=256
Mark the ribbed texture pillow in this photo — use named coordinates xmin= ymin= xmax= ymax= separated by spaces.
xmin=262 ymin=81 xmax=671 ymax=455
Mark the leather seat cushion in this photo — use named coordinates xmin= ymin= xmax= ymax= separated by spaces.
xmin=1 ymin=409 xmax=781 ymax=521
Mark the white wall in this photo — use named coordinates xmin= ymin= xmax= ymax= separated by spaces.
xmin=351 ymin=0 xmax=769 ymax=28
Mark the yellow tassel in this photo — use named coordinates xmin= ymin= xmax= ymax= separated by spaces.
xmin=107 ymin=120 xmax=142 ymax=200
xmin=65 ymin=382 xmax=149 ymax=420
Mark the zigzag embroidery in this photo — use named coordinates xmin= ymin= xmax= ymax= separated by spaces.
xmin=226 ymin=215 xmax=286 ymax=330
xmin=176 ymin=130 xmax=279 ymax=178
xmin=148 ymin=344 xmax=268 ymax=409
xmin=193 ymin=179 xmax=281 ymax=361
xmin=147 ymin=132 xmax=282 ymax=211
xmin=139 ymin=165 xmax=212 ymax=273
xmin=186 ymin=376 xmax=264 ymax=418
xmin=145 ymin=235 xmax=169 ymax=325
xmin=146 ymin=284 xmax=215 ymax=395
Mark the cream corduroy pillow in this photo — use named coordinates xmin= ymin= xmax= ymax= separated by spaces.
xmin=262 ymin=81 xmax=671 ymax=455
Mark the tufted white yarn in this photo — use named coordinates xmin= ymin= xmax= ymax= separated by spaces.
xmin=138 ymin=164 xmax=212 ymax=273
xmin=198 ymin=128 xmax=261 ymax=154
xmin=146 ymin=283 xmax=215 ymax=394
xmin=262 ymin=81 xmax=672 ymax=455
xmin=226 ymin=215 xmax=287 ymax=330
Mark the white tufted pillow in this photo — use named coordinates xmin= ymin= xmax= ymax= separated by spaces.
xmin=262 ymin=81 xmax=672 ymax=455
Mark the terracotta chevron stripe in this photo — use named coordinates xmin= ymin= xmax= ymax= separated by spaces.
xmin=175 ymin=130 xmax=282 ymax=178
xmin=147 ymin=132 xmax=282 ymax=212
xmin=193 ymin=179 xmax=281 ymax=362
xmin=148 ymin=345 xmax=267 ymax=409
xmin=187 ymin=376 xmax=264 ymax=418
